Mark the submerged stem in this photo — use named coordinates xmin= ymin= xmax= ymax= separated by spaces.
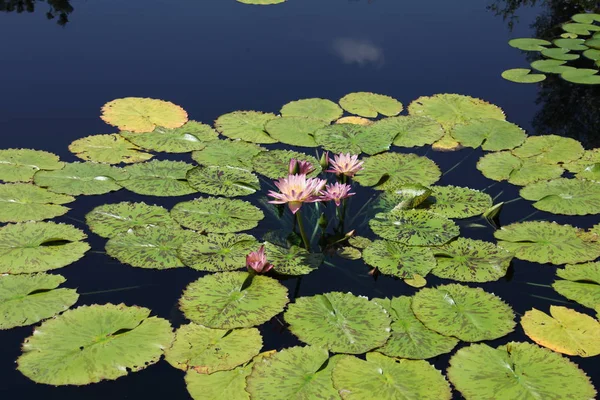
xmin=296 ymin=209 xmax=310 ymax=250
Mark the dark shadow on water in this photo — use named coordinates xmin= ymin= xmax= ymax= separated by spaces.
xmin=0 ymin=0 xmax=72 ymax=25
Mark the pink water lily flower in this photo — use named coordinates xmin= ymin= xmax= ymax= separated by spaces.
xmin=320 ymin=182 xmax=355 ymax=206
xmin=246 ymin=245 xmax=273 ymax=274
xmin=326 ymin=153 xmax=364 ymax=177
xmin=288 ymin=159 xmax=315 ymax=175
xmin=268 ymin=174 xmax=326 ymax=214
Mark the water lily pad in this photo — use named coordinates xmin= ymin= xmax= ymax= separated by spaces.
xmin=495 ymin=221 xmax=600 ymax=265
xmin=447 ymin=342 xmax=597 ymax=400
xmin=85 ymin=202 xmax=177 ymax=238
xmin=336 ymin=116 xmax=373 ymax=126
xmin=431 ymin=134 xmax=463 ymax=151
xmin=192 ymin=139 xmax=265 ymax=169
xmin=369 ymin=209 xmax=459 ymax=246
xmin=185 ymin=364 xmax=252 ymax=400
xmin=215 ymin=111 xmax=277 ymax=144
xmin=561 ymin=68 xmax=600 ymax=84
xmin=264 ymin=117 xmax=326 ymax=147
xmin=171 ymin=197 xmax=264 ymax=233
xmin=508 ymin=38 xmax=552 ymax=51
xmin=0 ymin=222 xmax=90 ymax=274
xmin=450 ymin=119 xmax=526 ymax=151
xmin=0 ymin=149 xmax=64 ymax=183
xmin=530 ymin=59 xmax=576 ymax=73
xmin=583 ymin=48 xmax=600 ymax=61
xmin=354 ymin=152 xmax=441 ymax=190
xmin=586 ymin=38 xmax=600 ymax=49
xmin=338 ymin=92 xmax=402 ymax=118
xmin=251 ymin=150 xmax=321 ymax=178
xmin=264 ymin=242 xmax=323 ymax=275
xmin=0 ymin=183 xmax=74 ymax=223
xmin=431 ymin=238 xmax=513 ymax=282
xmin=280 ymin=98 xmax=343 ymax=122
xmin=165 ymin=323 xmax=262 ymax=373
xmin=313 ymin=124 xmax=392 ymax=155
xmin=521 ymin=306 xmax=600 ymax=357
xmin=553 ymin=262 xmax=600 ymax=310
xmin=348 ymin=236 xmax=372 ymax=249
xmin=178 ymin=233 xmax=258 ymax=272
xmin=520 ymin=178 xmax=600 ymax=215
xmin=34 ymin=162 xmax=126 ymax=195
xmin=572 ymin=13 xmax=600 ymax=24
xmin=373 ymin=297 xmax=458 ymax=359
xmin=368 ymin=116 xmax=444 ymax=148
xmin=422 ymin=185 xmax=492 ymax=218
xmin=373 ymin=184 xmax=432 ymax=213
xmin=0 ymin=273 xmax=79 ymax=330
xmin=554 ymin=38 xmax=588 ymax=50
xmin=502 ymin=68 xmax=546 ymax=83
xmin=513 ymin=135 xmax=584 ymax=164
xmin=68 ymin=134 xmax=153 ymax=164
xmin=17 ymin=303 xmax=173 ymax=385
xmin=412 ymin=284 xmax=515 ymax=341
xmin=564 ymin=149 xmax=600 ymax=180
xmin=362 ymin=240 xmax=436 ymax=278
xmin=106 ymin=226 xmax=195 ymax=269
xmin=179 ymin=271 xmax=288 ymax=329
xmin=284 ymin=291 xmax=390 ymax=354
xmin=187 ymin=166 xmax=260 ymax=197
xmin=119 ymin=160 xmax=196 ymax=196
xmin=337 ymin=246 xmax=361 ymax=260
xmin=541 ymin=47 xmax=580 ymax=60
xmin=120 ymin=121 xmax=219 ymax=153
xmin=332 ymin=352 xmax=452 ymax=400
xmin=100 ymin=97 xmax=188 ymax=133
xmin=562 ymin=23 xmax=600 ymax=35
xmin=477 ymin=151 xmax=564 ymax=186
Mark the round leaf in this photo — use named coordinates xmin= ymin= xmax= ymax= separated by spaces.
xmin=541 ymin=47 xmax=580 ymax=60
xmin=264 ymin=242 xmax=323 ymax=275
xmin=0 ymin=183 xmax=74 ymax=223
xmin=192 ymin=139 xmax=265 ymax=169
xmin=215 ymin=111 xmax=277 ymax=144
xmin=185 ymin=364 xmax=251 ymax=400
xmin=564 ymin=149 xmax=600 ymax=180
xmin=100 ymin=97 xmax=188 ymax=133
xmin=264 ymin=117 xmax=327 ymax=147
xmin=553 ymin=262 xmax=600 ymax=310
xmin=86 ymin=202 xmax=177 ymax=238
xmin=314 ymin=124 xmax=392 ymax=155
xmin=251 ymin=150 xmax=321 ymax=179
xmin=120 ymin=160 xmax=196 ymax=196
xmin=423 ymin=185 xmax=492 ymax=218
xmin=368 ymin=116 xmax=444 ymax=148
xmin=68 ymin=134 xmax=153 ymax=164
xmin=512 ymin=134 xmax=584 ymax=164
xmin=508 ymin=38 xmax=552 ymax=51
xmin=0 ymin=149 xmax=63 ymax=183
xmin=338 ymin=92 xmax=402 ymax=118
xmin=450 ymin=119 xmax=526 ymax=151
xmin=553 ymin=38 xmax=588 ymax=50
xmin=583 ymin=48 xmax=600 ymax=61
xmin=34 ymin=162 xmax=126 ymax=195
xmin=477 ymin=151 xmax=564 ymax=186
xmin=362 ymin=239 xmax=436 ymax=278
xmin=178 ymin=233 xmax=258 ymax=272
xmin=354 ymin=152 xmax=441 ymax=190
xmin=561 ymin=68 xmax=600 ymax=84
xmin=120 ymin=121 xmax=219 ymax=153
xmin=280 ymin=98 xmax=343 ymax=122
xmin=520 ymin=178 xmax=600 ymax=215
xmin=530 ymin=59 xmax=576 ymax=73
xmin=562 ymin=22 xmax=600 ymax=35
xmin=572 ymin=13 xmax=600 ymax=24
xmin=187 ymin=165 xmax=260 ymax=197
xmin=502 ymin=68 xmax=546 ymax=83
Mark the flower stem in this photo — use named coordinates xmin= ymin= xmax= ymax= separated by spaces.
xmin=296 ymin=209 xmax=310 ymax=250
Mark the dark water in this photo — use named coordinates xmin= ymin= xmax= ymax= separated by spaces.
xmin=0 ymin=1 xmax=599 ymax=399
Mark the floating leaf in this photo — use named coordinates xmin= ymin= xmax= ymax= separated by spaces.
xmin=354 ymin=152 xmax=441 ymax=190
xmin=178 ymin=233 xmax=258 ymax=272
xmin=554 ymin=38 xmax=588 ymax=50
xmin=495 ymin=221 xmax=600 ymax=265
xmin=586 ymin=37 xmax=600 ymax=49
xmin=338 ymin=92 xmax=402 ymax=118
xmin=100 ymin=97 xmax=188 ymax=133
xmin=85 ymin=202 xmax=177 ymax=238
xmin=337 ymin=246 xmax=361 ymax=260
xmin=373 ymin=297 xmax=458 ymax=359
xmin=362 ymin=240 xmax=436 ymax=278
xmin=369 ymin=209 xmax=459 ymax=246
xmin=501 ymin=68 xmax=546 ymax=83
xmin=541 ymin=47 xmax=580 ymax=60
xmin=336 ymin=116 xmax=373 ymax=125
xmin=572 ymin=13 xmax=600 ymax=24
xmin=520 ymin=178 xmax=600 ymax=215
xmin=564 ymin=149 xmax=600 ymax=180
xmin=120 ymin=121 xmax=219 ymax=153
xmin=192 ymin=139 xmax=265 ymax=170
xmin=171 ymin=197 xmax=264 ymax=233
xmin=562 ymin=22 xmax=600 ymax=35
xmin=264 ymin=117 xmax=327 ymax=147
xmin=284 ymin=292 xmax=390 ymax=354
xmin=404 ymin=274 xmax=427 ymax=288
xmin=119 ymin=160 xmax=196 ymax=196
xmin=165 ymin=323 xmax=262 ymax=373
xmin=17 ymin=303 xmax=173 ymax=385
xmin=348 ymin=236 xmax=372 ymax=249
xmin=0 ymin=183 xmax=74 ymax=223
xmin=0 ymin=222 xmax=90 ymax=274
xmin=553 ymin=262 xmax=600 ymax=310
xmin=0 ymin=149 xmax=63 ymax=183
xmin=187 ymin=166 xmax=260 ymax=197
xmin=251 ymin=150 xmax=321 ymax=178
xmin=0 ymin=273 xmax=78 ymax=330
xmin=185 ymin=364 xmax=252 ymax=400
xmin=422 ymin=185 xmax=492 ymax=218
xmin=530 ymin=59 xmax=576 ymax=73
xmin=583 ymin=48 xmax=600 ymax=61
xmin=431 ymin=238 xmax=513 ymax=282
xmin=513 ymin=135 xmax=584 ymax=164
xmin=373 ymin=184 xmax=432 ymax=213
xmin=561 ymin=68 xmax=600 ymax=84
xmin=431 ymin=134 xmax=462 ymax=151
xmin=450 ymin=119 xmax=526 ymax=151
xmin=280 ymin=98 xmax=343 ymax=122
xmin=412 ymin=284 xmax=515 ymax=341
xmin=68 ymin=134 xmax=153 ymax=164
xmin=332 ymin=352 xmax=452 ymax=400
xmin=477 ymin=151 xmax=564 ymax=186
xmin=368 ymin=116 xmax=444 ymax=148
xmin=34 ymin=162 xmax=126 ymax=195
xmin=264 ymin=242 xmax=323 ymax=275
xmin=447 ymin=342 xmax=597 ymax=400
xmin=313 ymin=124 xmax=392 ymax=155
xmin=215 ymin=111 xmax=277 ymax=144
xmin=179 ymin=271 xmax=288 ymax=329
xmin=508 ymin=38 xmax=552 ymax=51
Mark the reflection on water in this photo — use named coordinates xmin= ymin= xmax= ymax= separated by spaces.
xmin=332 ymin=38 xmax=384 ymax=67
xmin=0 ymin=0 xmax=72 ymax=25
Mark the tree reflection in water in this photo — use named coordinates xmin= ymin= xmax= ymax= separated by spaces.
xmin=0 ymin=0 xmax=72 ymax=26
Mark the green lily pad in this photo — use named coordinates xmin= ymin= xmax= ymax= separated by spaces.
xmin=178 ymin=233 xmax=258 ymax=272
xmin=17 ymin=303 xmax=174 ymax=385
xmin=185 ymin=364 xmax=252 ymax=400
xmin=362 ymin=240 xmax=436 ymax=279
xmin=264 ymin=242 xmax=323 ymax=275
xmin=0 ymin=222 xmax=90 ymax=274
xmin=34 ymin=162 xmax=126 ymax=195
xmin=450 ymin=119 xmax=526 ymax=151
xmin=165 ymin=323 xmax=262 ymax=373
xmin=431 ymin=238 xmax=513 ymax=282
xmin=0 ymin=183 xmax=74 ymax=223
xmin=530 ymin=59 xmax=576 ymax=74
xmin=572 ymin=13 xmax=600 ymax=24
xmin=120 ymin=121 xmax=219 ymax=153
xmin=251 ymin=150 xmax=321 ymax=179
xmin=0 ymin=149 xmax=64 ymax=183
xmin=187 ymin=166 xmax=260 ymax=197
xmin=554 ymin=38 xmax=588 ymax=50
xmin=585 ymin=38 xmax=600 ymax=49
xmin=171 ymin=197 xmax=264 ymax=233
xmin=100 ymin=97 xmax=188 ymax=133
xmin=495 ymin=221 xmax=600 ymax=265
xmin=332 ymin=352 xmax=452 ymax=400
xmin=179 ymin=271 xmax=289 ymax=329
xmin=354 ymin=152 xmax=441 ymax=190
xmin=119 ymin=160 xmax=196 ymax=196
xmin=421 ymin=185 xmax=492 ymax=218
xmin=373 ymin=297 xmax=458 ymax=359
xmin=477 ymin=151 xmax=564 ymax=186
xmin=561 ymin=68 xmax=600 ymax=84
xmin=348 ymin=236 xmax=372 ymax=249
xmin=85 ymin=202 xmax=177 ymax=238
xmin=192 ymin=139 xmax=265 ymax=169
xmin=553 ymin=262 xmax=600 ymax=310
xmin=448 ymin=342 xmax=597 ymax=400
xmin=337 ymin=246 xmax=362 ymax=260
xmin=520 ymin=178 xmax=600 ymax=215
xmin=338 ymin=92 xmax=402 ymax=118
xmin=502 ymin=68 xmax=546 ymax=83
xmin=583 ymin=48 xmax=600 ymax=60
xmin=313 ymin=124 xmax=392 ymax=155
xmin=562 ymin=22 xmax=600 ymax=35
xmin=368 ymin=116 xmax=444 ymax=148
xmin=284 ymin=291 xmax=390 ymax=354
xmin=264 ymin=117 xmax=327 ymax=147
xmin=563 ymin=149 xmax=600 ymax=180
xmin=372 ymin=184 xmax=432 ymax=213
xmin=68 ymin=134 xmax=153 ymax=164
xmin=369 ymin=209 xmax=459 ymax=246
xmin=412 ymin=284 xmax=515 ymax=341
xmin=215 ymin=111 xmax=277 ymax=144
xmin=247 ymin=347 xmax=339 ymax=399
xmin=508 ymin=38 xmax=552 ymax=51
xmin=0 ymin=273 xmax=79 ymax=330
xmin=280 ymin=98 xmax=343 ymax=122
xmin=106 ymin=226 xmax=195 ymax=269
xmin=541 ymin=47 xmax=580 ymax=60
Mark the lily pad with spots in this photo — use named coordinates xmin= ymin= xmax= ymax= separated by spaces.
xmin=313 ymin=124 xmax=393 ymax=155
xmin=264 ymin=242 xmax=323 ymax=275
xmin=372 ymin=184 xmax=432 ymax=213
xmin=338 ymin=92 xmax=402 ymax=118
xmin=68 ymin=134 xmax=153 ymax=164
xmin=367 ymin=116 xmax=444 ymax=148
xmin=0 ymin=183 xmax=74 ymax=223
xmin=100 ymin=97 xmax=188 ymax=133
xmin=450 ymin=119 xmax=526 ymax=151
xmin=420 ymin=185 xmax=492 ymax=218
xmin=520 ymin=178 xmax=600 ymax=215
xmin=564 ymin=149 xmax=600 ymax=180
xmin=178 ymin=233 xmax=258 ymax=272
xmin=0 ymin=149 xmax=64 ymax=183
xmin=508 ymin=38 xmax=552 ymax=51
xmin=187 ymin=166 xmax=260 ymax=197
xmin=215 ymin=111 xmax=277 ymax=144
xmin=280 ymin=98 xmax=343 ymax=122
xmin=354 ymin=152 xmax=441 ymax=190
xmin=192 ymin=139 xmax=265 ymax=170
xmin=512 ymin=135 xmax=584 ymax=164
xmin=264 ymin=117 xmax=327 ymax=147
xmin=553 ymin=262 xmax=600 ymax=310
xmin=120 ymin=121 xmax=219 ymax=153
xmin=185 ymin=364 xmax=252 ymax=400
xmin=251 ymin=150 xmax=321 ymax=178
xmin=362 ymin=240 xmax=436 ymax=279
xmin=119 ymin=160 xmax=196 ymax=196
xmin=501 ymin=68 xmax=546 ymax=83
xmin=477 ymin=151 xmax=564 ymax=186
xmin=34 ymin=162 xmax=126 ymax=195
xmin=85 ymin=202 xmax=177 ymax=238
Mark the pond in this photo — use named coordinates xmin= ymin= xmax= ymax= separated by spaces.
xmin=0 ymin=0 xmax=599 ymax=399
